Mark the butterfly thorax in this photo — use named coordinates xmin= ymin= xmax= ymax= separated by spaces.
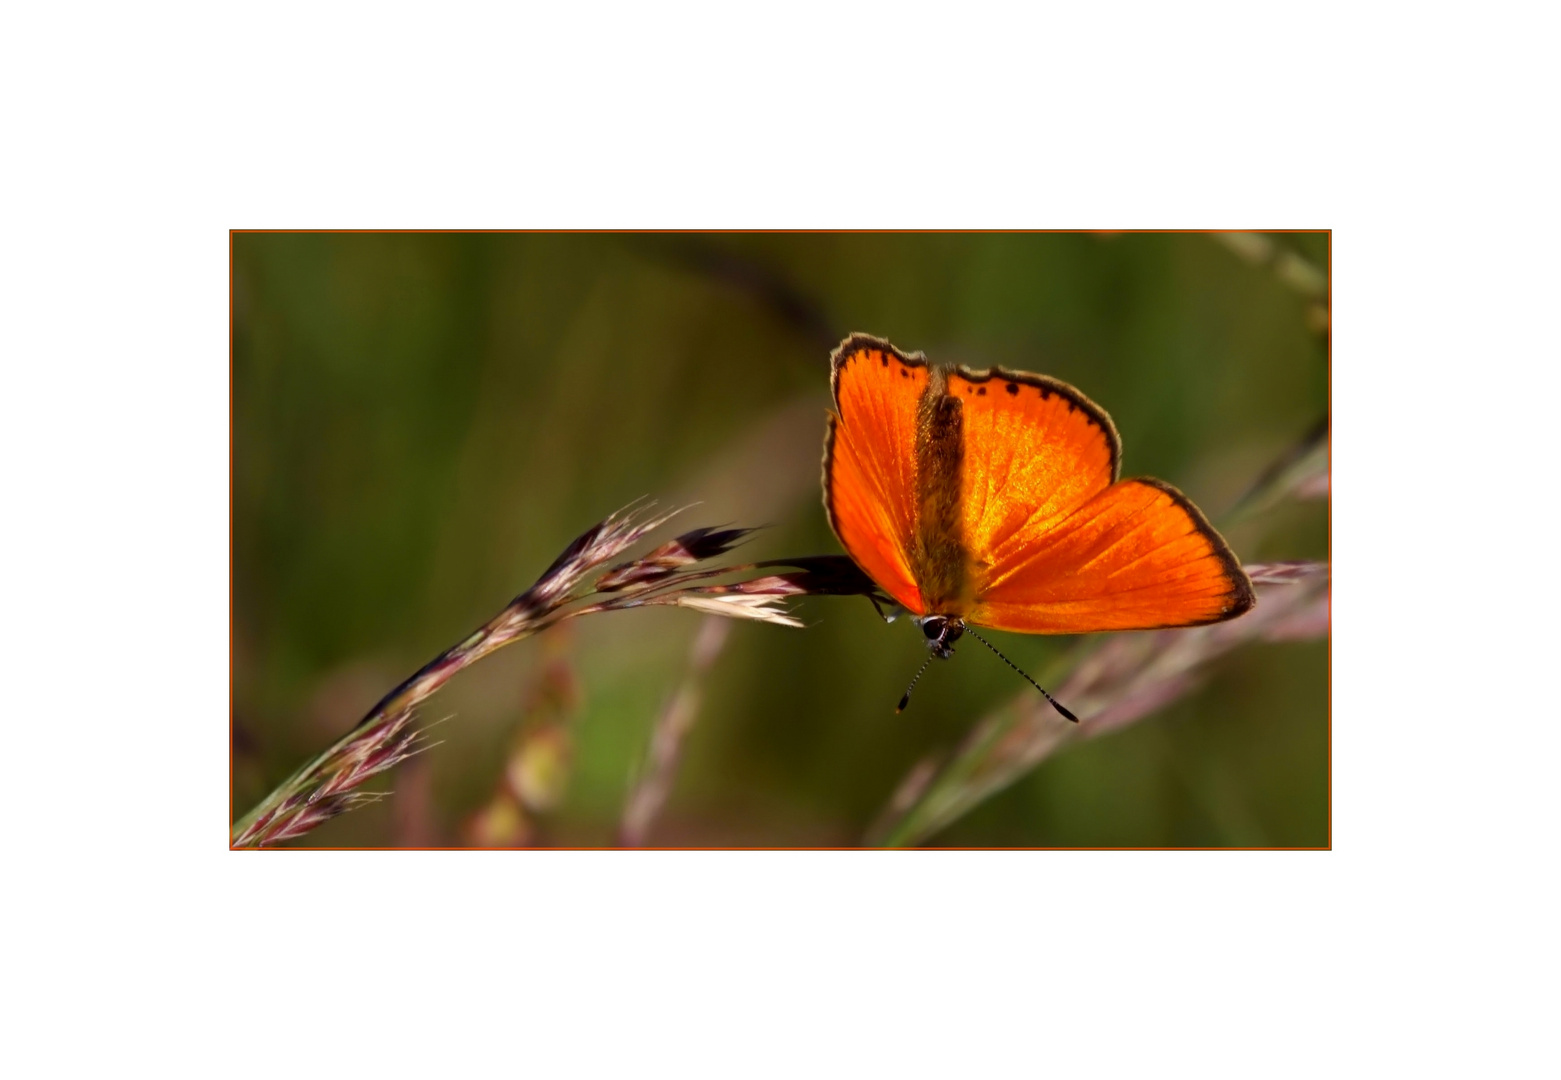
xmin=911 ymin=366 xmax=973 ymax=614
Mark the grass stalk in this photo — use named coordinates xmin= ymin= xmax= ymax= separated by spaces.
xmin=232 ymin=506 xmax=880 ymax=847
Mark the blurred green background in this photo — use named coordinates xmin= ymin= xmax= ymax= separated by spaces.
xmin=231 ymin=232 xmax=1329 ymax=847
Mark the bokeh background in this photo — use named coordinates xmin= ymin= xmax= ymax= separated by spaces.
xmin=232 ymin=232 xmax=1329 ymax=847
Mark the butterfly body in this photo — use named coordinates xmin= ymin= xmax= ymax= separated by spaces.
xmin=823 ymin=334 xmax=1254 ymax=639
xmin=908 ymin=365 xmax=970 ymax=614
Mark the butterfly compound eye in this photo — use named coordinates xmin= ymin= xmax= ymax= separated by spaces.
xmin=921 ymin=617 xmax=946 ymax=640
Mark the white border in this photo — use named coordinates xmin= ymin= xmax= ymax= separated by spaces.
xmin=5 ymin=2 xmax=1553 ymax=1076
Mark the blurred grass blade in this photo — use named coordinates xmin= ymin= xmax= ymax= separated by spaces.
xmin=1213 ymin=232 xmax=1328 ymax=299
xmin=619 ymin=616 xmax=732 ymax=847
xmin=462 ymin=632 xmax=582 ymax=847
xmin=867 ymin=562 xmax=1329 ymax=847
xmin=1224 ymin=418 xmax=1329 ymax=526
xmin=1213 ymin=232 xmax=1329 ymax=333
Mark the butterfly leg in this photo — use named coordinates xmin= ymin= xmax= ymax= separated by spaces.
xmin=867 ymin=593 xmax=906 ymax=624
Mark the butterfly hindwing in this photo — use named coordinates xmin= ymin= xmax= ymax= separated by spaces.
xmin=823 ymin=335 xmax=929 ymax=615
xmin=970 ymin=477 xmax=1255 ymax=633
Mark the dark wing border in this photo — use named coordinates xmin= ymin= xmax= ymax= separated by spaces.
xmin=949 ymin=362 xmax=1123 ymax=483
xmin=1128 ymin=475 xmax=1256 ymax=623
xmin=822 ymin=333 xmax=929 ymax=546
xmin=828 ymin=332 xmax=929 ymax=409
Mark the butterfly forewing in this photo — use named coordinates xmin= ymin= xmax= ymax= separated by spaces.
xmin=823 ymin=336 xmax=929 ymax=615
xmin=945 ymin=366 xmax=1120 ymax=576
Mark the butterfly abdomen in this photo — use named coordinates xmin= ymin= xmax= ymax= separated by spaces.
xmin=912 ymin=366 xmax=971 ymax=612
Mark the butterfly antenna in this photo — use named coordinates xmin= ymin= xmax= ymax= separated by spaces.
xmin=962 ymin=627 xmax=1079 ymax=723
xmin=896 ymin=654 xmax=935 ymax=714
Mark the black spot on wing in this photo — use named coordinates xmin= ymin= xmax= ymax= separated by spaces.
xmin=827 ymin=333 xmax=930 ymax=410
xmin=947 ymin=360 xmax=1124 ymax=481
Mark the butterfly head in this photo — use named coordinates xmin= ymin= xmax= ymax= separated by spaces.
xmin=917 ymin=614 xmax=965 ymax=659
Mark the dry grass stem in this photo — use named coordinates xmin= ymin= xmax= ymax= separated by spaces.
xmin=234 ymin=710 xmax=445 ymax=848
xmin=232 ymin=504 xmax=876 ymax=847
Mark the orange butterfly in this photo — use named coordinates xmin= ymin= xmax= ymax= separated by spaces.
xmin=821 ymin=333 xmax=1255 ymax=718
